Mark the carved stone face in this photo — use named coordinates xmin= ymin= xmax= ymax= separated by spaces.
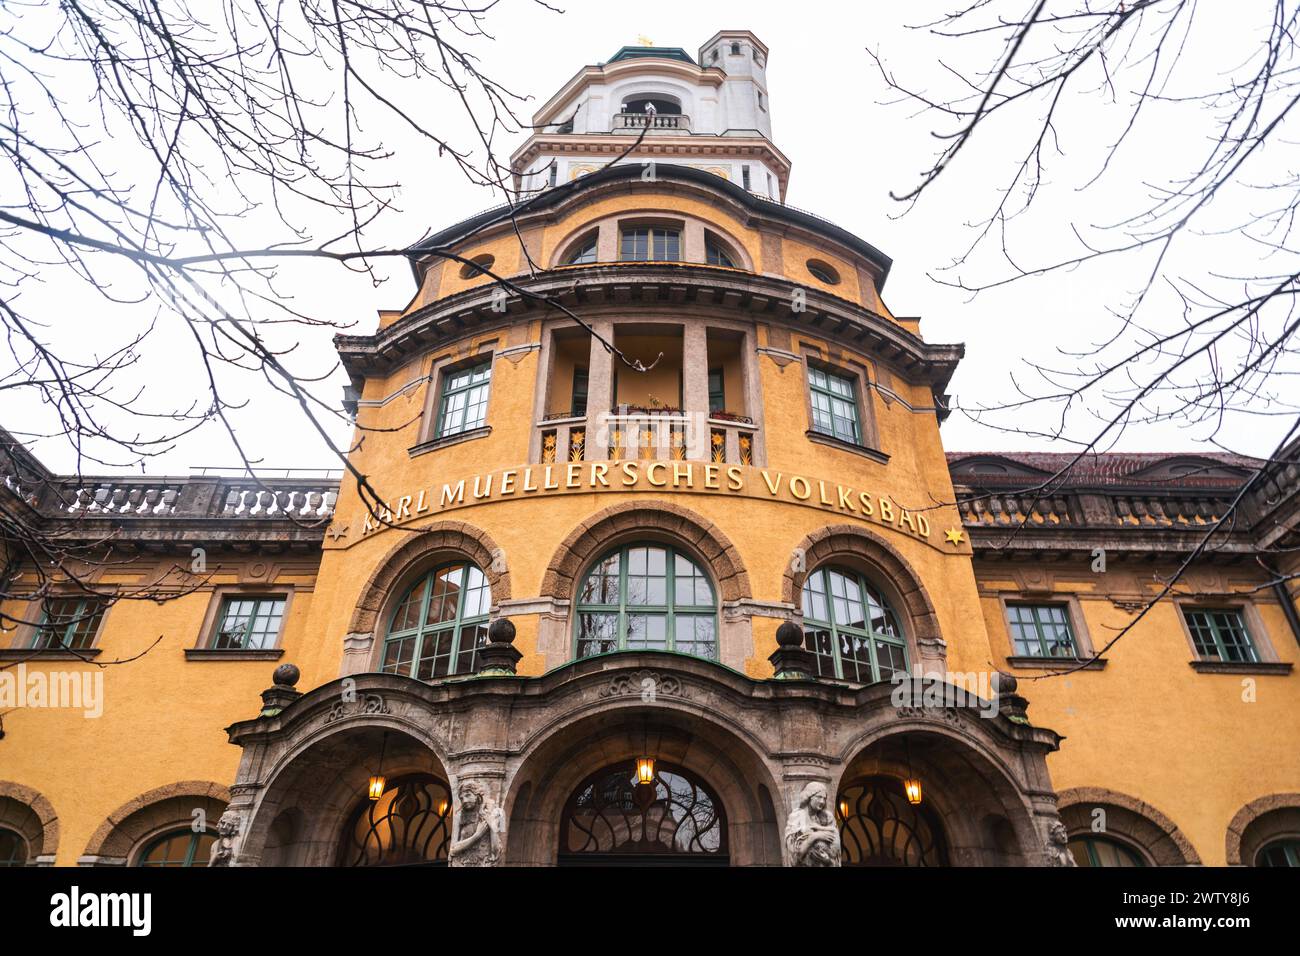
xmin=1049 ymin=821 xmax=1069 ymax=845
xmin=459 ymin=786 xmax=480 ymax=812
xmin=809 ymin=789 xmax=827 ymax=813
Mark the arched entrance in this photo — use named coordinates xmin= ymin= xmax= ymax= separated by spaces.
xmin=837 ymin=729 xmax=1043 ymax=866
xmin=336 ymin=772 xmax=452 ymax=867
xmin=558 ymin=760 xmax=728 ymax=866
xmin=838 ymin=776 xmax=948 ymax=866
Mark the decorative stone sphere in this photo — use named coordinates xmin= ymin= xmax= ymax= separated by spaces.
xmin=272 ymin=663 xmax=300 ymax=688
xmin=487 ymin=618 xmax=517 ymax=645
xmin=991 ymin=670 xmax=1017 ymax=696
xmin=775 ymin=620 xmax=803 ymax=648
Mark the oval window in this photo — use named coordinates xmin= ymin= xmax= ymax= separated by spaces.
xmin=459 ymin=254 xmax=495 ymax=279
xmin=806 ymin=259 xmax=840 ymax=285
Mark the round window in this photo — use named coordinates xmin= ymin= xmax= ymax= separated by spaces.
xmin=806 ymin=259 xmax=840 ymax=285
xmin=459 ymin=254 xmax=495 ymax=279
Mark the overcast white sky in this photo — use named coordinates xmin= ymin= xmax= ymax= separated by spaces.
xmin=9 ymin=0 xmax=1292 ymax=474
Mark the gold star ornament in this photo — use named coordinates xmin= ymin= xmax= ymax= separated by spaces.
xmin=944 ymin=527 xmax=965 ymax=547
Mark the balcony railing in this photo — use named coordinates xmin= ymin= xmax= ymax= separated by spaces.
xmin=614 ymin=112 xmax=691 ymax=132
xmin=537 ymin=409 xmax=755 ymax=466
xmin=32 ymin=475 xmax=338 ymax=521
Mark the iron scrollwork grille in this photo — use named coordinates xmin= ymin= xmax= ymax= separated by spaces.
xmin=559 ymin=761 xmax=729 ymax=865
xmin=337 ymin=773 xmax=452 ymax=867
xmin=837 ymin=776 xmax=948 ymax=866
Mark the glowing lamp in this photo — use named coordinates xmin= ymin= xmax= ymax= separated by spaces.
xmin=367 ymin=774 xmax=386 ymax=801
xmin=635 ymin=756 xmax=656 ymax=785
xmin=903 ymin=777 xmax=922 ymax=806
xmin=839 ymin=799 xmax=849 ymax=820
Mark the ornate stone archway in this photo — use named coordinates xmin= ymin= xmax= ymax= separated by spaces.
xmin=343 ymin=520 xmax=510 ymax=676
xmin=223 ymin=653 xmax=1065 ymax=867
xmin=783 ymin=524 xmax=947 ymax=672
xmin=832 ymin=712 xmax=1055 ymax=866
xmin=0 ymin=781 xmax=60 ymax=866
xmin=80 ymin=781 xmax=230 ymax=866
xmin=1057 ymin=787 xmax=1201 ymax=866
xmin=1226 ymin=793 xmax=1300 ymax=866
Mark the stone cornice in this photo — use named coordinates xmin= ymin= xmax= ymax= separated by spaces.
xmin=336 ymin=264 xmax=962 ymax=393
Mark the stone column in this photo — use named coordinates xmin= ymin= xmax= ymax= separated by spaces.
xmin=683 ymin=220 xmax=706 ymax=263
xmin=585 ymin=318 xmax=615 ymax=459
xmin=682 ymin=322 xmax=710 ymax=459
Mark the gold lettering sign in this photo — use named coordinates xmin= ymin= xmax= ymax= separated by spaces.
xmin=356 ymin=462 xmax=935 ymax=542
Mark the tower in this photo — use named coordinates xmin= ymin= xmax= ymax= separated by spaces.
xmin=510 ymin=29 xmax=788 ymax=201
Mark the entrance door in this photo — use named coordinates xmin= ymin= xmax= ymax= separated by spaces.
xmin=838 ymin=776 xmax=949 ymax=866
xmin=336 ymin=773 xmax=452 ymax=866
xmin=558 ymin=761 xmax=729 ymax=866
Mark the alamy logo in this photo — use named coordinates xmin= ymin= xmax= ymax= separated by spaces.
xmin=49 ymin=886 xmax=151 ymax=936
xmin=0 ymin=665 xmax=102 ymax=718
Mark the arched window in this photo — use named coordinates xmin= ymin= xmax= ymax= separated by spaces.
xmin=337 ymin=773 xmax=452 ymax=867
xmin=559 ymin=761 xmax=728 ymax=865
xmin=0 ymin=828 xmax=28 ymax=867
xmin=800 ymin=566 xmax=907 ymax=683
xmin=137 ymin=829 xmax=216 ymax=867
xmin=575 ymin=544 xmax=716 ymax=659
xmin=838 ymin=777 xmax=948 ymax=866
xmin=1069 ymin=835 xmax=1147 ymax=867
xmin=380 ymin=562 xmax=490 ymax=679
xmin=564 ymin=233 xmax=598 ymax=265
xmin=1257 ymin=838 xmax=1300 ymax=867
xmin=705 ymin=235 xmax=737 ymax=268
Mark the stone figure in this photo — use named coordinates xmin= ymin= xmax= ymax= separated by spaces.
xmin=207 ymin=810 xmax=242 ymax=867
xmin=1043 ymin=820 xmax=1075 ymax=867
xmin=784 ymin=781 xmax=841 ymax=867
xmin=448 ymin=781 xmax=502 ymax=867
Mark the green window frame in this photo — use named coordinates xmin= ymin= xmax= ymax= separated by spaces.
xmin=1257 ymin=838 xmax=1300 ymax=867
xmin=137 ymin=829 xmax=216 ymax=867
xmin=807 ymin=365 xmax=861 ymax=444
xmin=570 ymin=366 xmax=589 ymax=417
xmin=799 ymin=566 xmax=908 ymax=683
xmin=619 ymin=227 xmax=681 ymax=262
xmin=1183 ymin=607 xmax=1258 ymax=663
xmin=1005 ymin=603 xmax=1078 ymax=658
xmin=574 ymin=544 xmax=717 ymax=660
xmin=380 ymin=562 xmax=491 ymax=679
xmin=0 ymin=828 xmax=27 ymax=867
xmin=211 ymin=595 xmax=286 ymax=650
xmin=707 ymin=368 xmax=725 ymax=414
xmin=33 ymin=597 xmax=105 ymax=650
xmin=435 ymin=360 xmax=492 ymax=438
xmin=1068 ymin=836 xmax=1146 ymax=867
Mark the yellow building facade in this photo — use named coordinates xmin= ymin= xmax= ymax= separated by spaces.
xmin=1 ymin=31 xmax=1297 ymax=869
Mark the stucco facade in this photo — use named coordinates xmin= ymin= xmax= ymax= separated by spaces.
xmin=1 ymin=30 xmax=1297 ymax=870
